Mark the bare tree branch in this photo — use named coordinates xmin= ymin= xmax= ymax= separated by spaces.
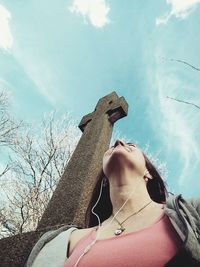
xmin=169 ymin=58 xmax=200 ymax=72
xmin=0 ymin=90 xmax=23 ymax=147
xmin=0 ymin=108 xmax=81 ymax=238
xmin=166 ymin=96 xmax=200 ymax=110
xmin=0 ymin=164 xmax=11 ymax=178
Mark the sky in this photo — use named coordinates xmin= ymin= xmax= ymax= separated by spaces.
xmin=0 ymin=0 xmax=200 ymax=198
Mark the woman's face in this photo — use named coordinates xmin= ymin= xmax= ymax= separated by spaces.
xmin=103 ymin=139 xmax=146 ymax=178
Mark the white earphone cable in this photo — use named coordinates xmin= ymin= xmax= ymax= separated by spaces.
xmin=73 ymin=171 xmax=146 ymax=267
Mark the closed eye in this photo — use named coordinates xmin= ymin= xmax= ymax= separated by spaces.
xmin=127 ymin=143 xmax=136 ymax=147
xmin=110 ymin=142 xmax=137 ymax=148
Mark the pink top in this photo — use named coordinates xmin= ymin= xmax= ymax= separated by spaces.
xmin=64 ymin=212 xmax=183 ymax=267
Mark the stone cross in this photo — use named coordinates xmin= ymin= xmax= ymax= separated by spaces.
xmin=0 ymin=91 xmax=128 ymax=266
xmin=37 ymin=91 xmax=128 ymax=229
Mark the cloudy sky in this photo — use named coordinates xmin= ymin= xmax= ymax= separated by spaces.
xmin=0 ymin=0 xmax=200 ymax=197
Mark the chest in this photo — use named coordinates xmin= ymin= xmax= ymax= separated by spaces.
xmin=66 ymin=213 xmax=183 ymax=267
xmin=97 ymin=207 xmax=164 ymax=240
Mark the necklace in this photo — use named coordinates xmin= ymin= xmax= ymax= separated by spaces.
xmin=112 ymin=200 xmax=153 ymax=236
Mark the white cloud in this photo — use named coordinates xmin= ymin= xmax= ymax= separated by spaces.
xmin=0 ymin=4 xmax=13 ymax=51
xmin=147 ymin=52 xmax=200 ymax=192
xmin=69 ymin=0 xmax=110 ymax=28
xmin=14 ymin=54 xmax=60 ymax=106
xmin=156 ymin=0 xmax=200 ymax=25
xmin=156 ymin=74 xmax=199 ymax=187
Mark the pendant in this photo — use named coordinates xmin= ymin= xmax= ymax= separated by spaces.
xmin=114 ymin=227 xmax=125 ymax=236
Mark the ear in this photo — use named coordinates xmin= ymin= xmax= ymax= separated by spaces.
xmin=144 ymin=170 xmax=153 ymax=179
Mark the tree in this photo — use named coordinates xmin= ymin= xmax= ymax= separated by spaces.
xmin=0 ymin=103 xmax=81 ymax=238
xmin=0 ymin=91 xmax=23 ymax=178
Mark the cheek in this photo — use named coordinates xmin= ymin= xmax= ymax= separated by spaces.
xmin=135 ymin=153 xmax=145 ymax=168
xmin=102 ymin=155 xmax=111 ymax=176
xmin=130 ymin=152 xmax=146 ymax=168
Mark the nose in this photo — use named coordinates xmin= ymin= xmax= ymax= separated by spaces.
xmin=114 ymin=139 xmax=125 ymax=148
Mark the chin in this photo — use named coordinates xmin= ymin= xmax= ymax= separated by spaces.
xmin=105 ymin=156 xmax=133 ymax=174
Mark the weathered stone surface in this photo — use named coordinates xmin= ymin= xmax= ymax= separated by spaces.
xmin=37 ymin=91 xmax=128 ymax=229
xmin=0 ymin=229 xmax=47 ymax=267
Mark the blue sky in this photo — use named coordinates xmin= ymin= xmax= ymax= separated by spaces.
xmin=0 ymin=0 xmax=200 ymax=197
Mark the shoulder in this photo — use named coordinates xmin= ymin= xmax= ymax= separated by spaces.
xmin=68 ymin=227 xmax=95 ymax=257
xmin=175 ymin=194 xmax=200 ymax=217
xmin=184 ymin=196 xmax=200 ymax=215
xmin=69 ymin=227 xmax=95 ymax=243
xmin=26 ymin=225 xmax=79 ymax=267
xmin=70 ymin=227 xmax=93 ymax=238
xmin=165 ymin=193 xmax=200 ymax=218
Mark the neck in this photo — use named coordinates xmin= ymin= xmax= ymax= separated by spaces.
xmin=109 ymin=172 xmax=152 ymax=218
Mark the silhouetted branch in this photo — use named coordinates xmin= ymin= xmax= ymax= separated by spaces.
xmin=0 ymin=111 xmax=81 ymax=238
xmin=169 ymin=58 xmax=200 ymax=72
xmin=166 ymin=96 xmax=200 ymax=110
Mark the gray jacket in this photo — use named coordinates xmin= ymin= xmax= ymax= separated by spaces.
xmin=26 ymin=193 xmax=200 ymax=267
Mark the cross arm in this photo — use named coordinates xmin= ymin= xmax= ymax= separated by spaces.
xmin=107 ymin=96 xmax=128 ymax=124
xmin=78 ymin=112 xmax=94 ymax=132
